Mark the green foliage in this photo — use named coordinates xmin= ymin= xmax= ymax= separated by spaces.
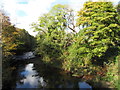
xmin=2 ymin=14 xmax=19 ymax=57
xmin=14 ymin=29 xmax=36 ymax=55
xmin=1 ymin=11 xmax=36 ymax=60
xmin=64 ymin=1 xmax=120 ymax=76
xmin=32 ymin=4 xmax=74 ymax=64
xmin=103 ymin=55 xmax=119 ymax=88
xmin=32 ymin=2 xmax=120 ymax=88
xmin=2 ymin=1 xmax=120 ymax=88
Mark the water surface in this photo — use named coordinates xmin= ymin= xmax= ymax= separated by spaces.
xmin=3 ymin=52 xmax=92 ymax=89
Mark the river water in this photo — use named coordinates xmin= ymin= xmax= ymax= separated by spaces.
xmin=2 ymin=52 xmax=92 ymax=89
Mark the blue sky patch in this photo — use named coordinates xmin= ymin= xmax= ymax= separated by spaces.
xmin=16 ymin=10 xmax=27 ymax=17
xmin=17 ymin=0 xmax=29 ymax=4
xmin=17 ymin=2 xmax=28 ymax=4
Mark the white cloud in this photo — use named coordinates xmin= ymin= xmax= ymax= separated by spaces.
xmin=2 ymin=0 xmax=120 ymax=36
xmin=0 ymin=0 xmax=3 ymax=9
xmin=68 ymin=0 xmax=85 ymax=12
xmin=2 ymin=0 xmax=56 ymax=36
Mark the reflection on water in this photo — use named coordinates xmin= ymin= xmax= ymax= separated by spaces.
xmin=15 ymin=63 xmax=92 ymax=89
xmin=16 ymin=63 xmax=46 ymax=88
xmin=78 ymin=82 xmax=92 ymax=89
xmin=3 ymin=60 xmax=92 ymax=89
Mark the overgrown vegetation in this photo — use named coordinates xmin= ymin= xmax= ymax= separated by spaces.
xmin=104 ymin=55 xmax=119 ymax=88
xmin=31 ymin=4 xmax=75 ymax=67
xmin=1 ymin=10 xmax=36 ymax=61
xmin=32 ymin=1 xmax=120 ymax=88
xmin=1 ymin=0 xmax=120 ymax=89
xmin=63 ymin=1 xmax=120 ymax=76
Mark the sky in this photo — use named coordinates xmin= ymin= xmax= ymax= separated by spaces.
xmin=0 ymin=0 xmax=120 ymax=36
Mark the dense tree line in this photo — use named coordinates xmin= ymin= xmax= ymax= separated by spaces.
xmin=1 ymin=0 xmax=119 ymax=88
xmin=1 ymin=11 xmax=36 ymax=62
xmin=13 ymin=28 xmax=36 ymax=55
xmin=32 ymin=1 xmax=120 ymax=88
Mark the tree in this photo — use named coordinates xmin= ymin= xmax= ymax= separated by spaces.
xmin=64 ymin=1 xmax=120 ymax=75
xmin=1 ymin=11 xmax=19 ymax=57
xmin=32 ymin=5 xmax=65 ymax=61
xmin=13 ymin=28 xmax=36 ymax=55
xmin=77 ymin=1 xmax=120 ymax=58
xmin=32 ymin=4 xmax=76 ymax=34
xmin=31 ymin=4 xmax=76 ymax=66
xmin=1 ymin=10 xmax=36 ymax=58
xmin=49 ymin=4 xmax=76 ymax=33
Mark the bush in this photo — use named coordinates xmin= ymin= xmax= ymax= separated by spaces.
xmin=103 ymin=55 xmax=119 ymax=88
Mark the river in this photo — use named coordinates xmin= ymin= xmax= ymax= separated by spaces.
xmin=2 ymin=52 xmax=92 ymax=89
